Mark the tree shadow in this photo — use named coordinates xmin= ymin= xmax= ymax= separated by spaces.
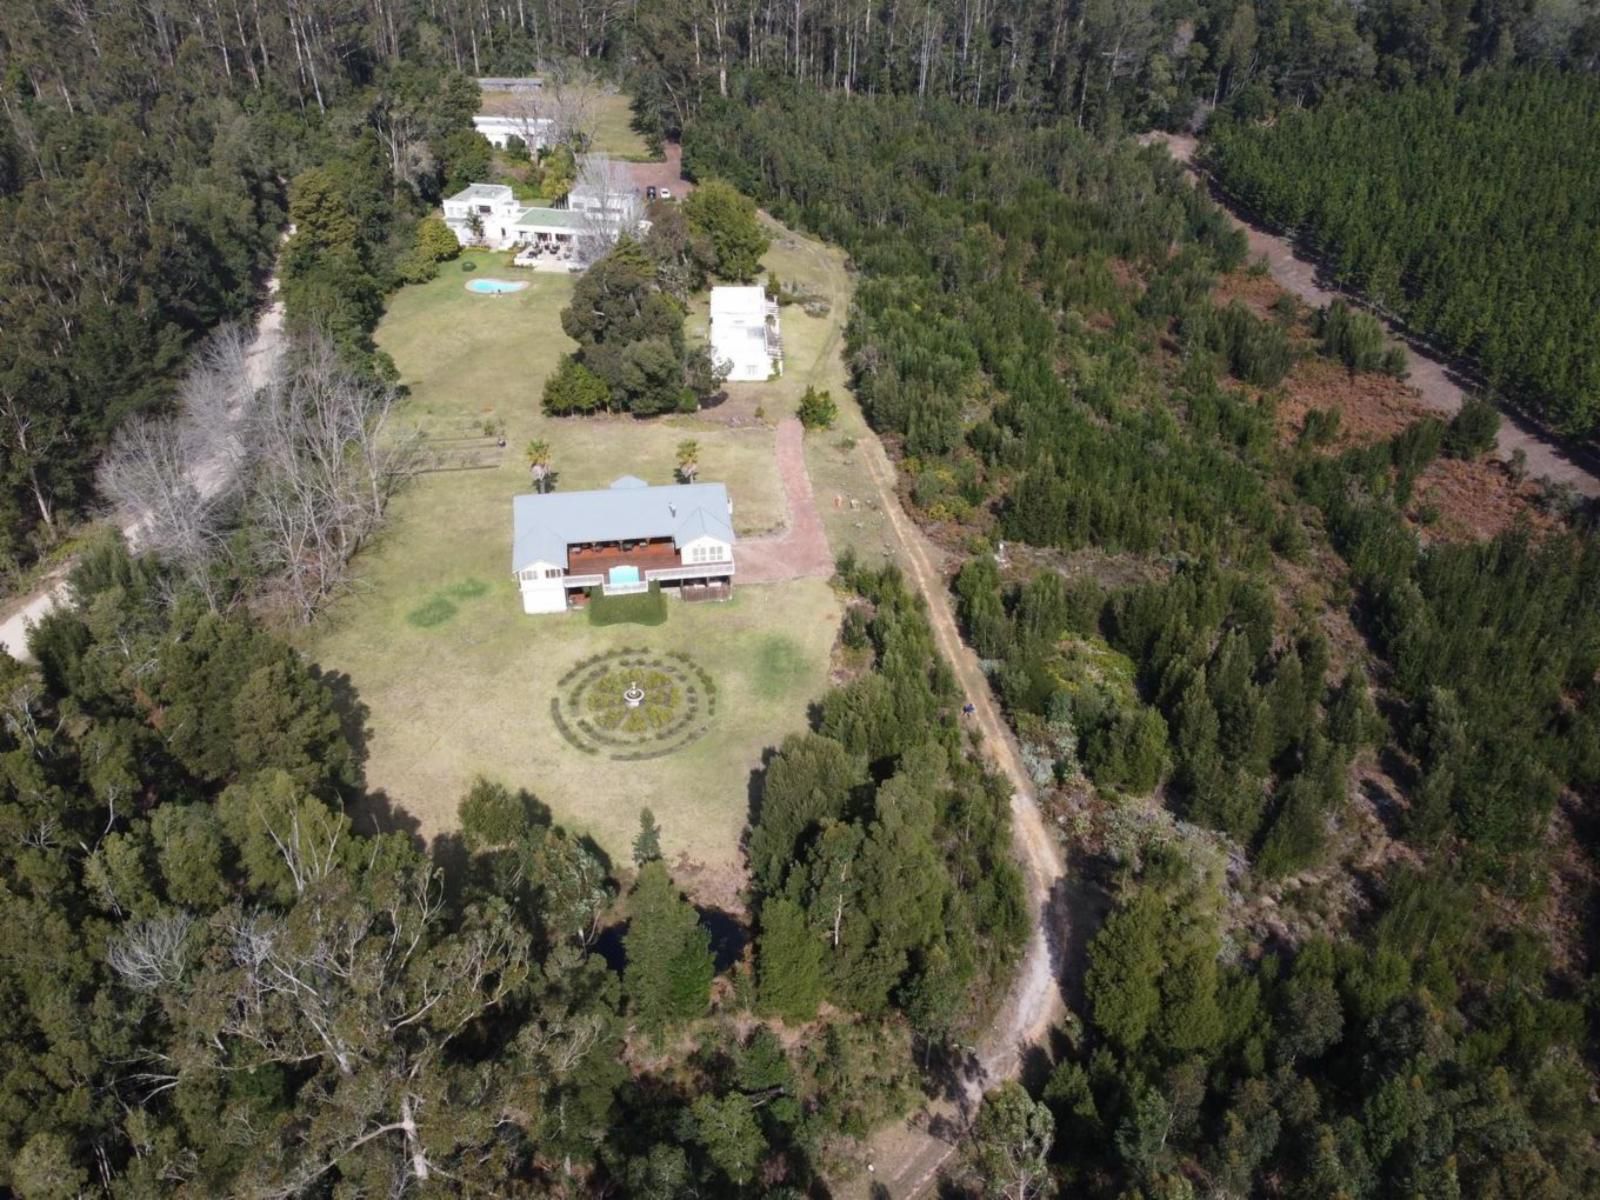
xmin=315 ymin=665 xmax=372 ymax=784
xmin=430 ymin=830 xmax=471 ymax=910
xmin=347 ymin=787 xmax=423 ymax=843
xmin=742 ymin=745 xmax=782 ymax=851
xmin=593 ymin=919 xmax=629 ymax=974
xmin=1360 ymin=771 xmax=1406 ymax=841
xmin=1046 ymin=846 xmax=1114 ymax=1018
xmin=578 ymin=830 xmax=614 ymax=875
xmin=696 ymin=906 xmax=749 ymax=972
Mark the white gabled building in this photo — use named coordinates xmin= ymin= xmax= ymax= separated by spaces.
xmin=710 ymin=286 xmax=782 ymax=382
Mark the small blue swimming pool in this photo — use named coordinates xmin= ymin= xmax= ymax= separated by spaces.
xmin=608 ymin=565 xmax=641 ymax=585
xmin=465 ymin=278 xmax=528 ymax=295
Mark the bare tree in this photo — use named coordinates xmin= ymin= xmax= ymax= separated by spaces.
xmin=572 ymin=154 xmax=645 ymax=267
xmin=247 ymin=335 xmax=419 ymax=622
xmin=540 ymin=62 xmax=604 ymax=149
xmin=108 ymin=912 xmax=195 ymax=993
xmin=97 ymin=322 xmax=270 ymax=606
xmin=500 ymin=90 xmax=556 ymax=153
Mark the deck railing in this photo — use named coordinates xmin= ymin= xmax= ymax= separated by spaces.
xmin=645 ymin=561 xmax=735 ymax=583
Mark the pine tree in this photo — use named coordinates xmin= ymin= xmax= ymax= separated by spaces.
xmin=623 ymin=861 xmax=713 ymax=1032
xmin=756 ymin=897 xmax=823 ymax=1021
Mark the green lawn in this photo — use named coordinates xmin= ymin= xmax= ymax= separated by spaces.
xmin=306 ymin=245 xmax=845 ymax=869
xmin=589 ymin=90 xmax=653 ymax=159
xmin=478 ymin=87 xmax=655 ymax=161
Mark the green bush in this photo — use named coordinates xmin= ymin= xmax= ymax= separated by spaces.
xmin=542 ymin=355 xmax=612 ymax=416
xmin=1316 ymin=300 xmax=1397 ymax=374
xmin=414 ymin=215 xmax=461 ymax=264
xmin=588 ymin=583 xmax=668 ymax=627
xmin=797 ymin=385 xmax=838 ymax=430
xmin=1444 ymin=396 xmax=1501 ymax=459
xmin=461 ymin=259 xmax=477 ymax=272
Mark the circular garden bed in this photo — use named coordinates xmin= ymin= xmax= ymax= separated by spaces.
xmin=551 ymin=648 xmax=717 ymax=761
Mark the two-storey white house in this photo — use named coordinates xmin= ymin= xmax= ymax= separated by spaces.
xmin=511 ymin=476 xmax=736 ymax=614
xmin=442 ymin=170 xmax=649 ymax=254
xmin=442 ymin=183 xmax=525 ymax=247
xmin=710 ymin=286 xmax=783 ymax=381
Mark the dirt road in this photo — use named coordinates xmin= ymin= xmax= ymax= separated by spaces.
xmin=0 ymin=274 xmax=286 ymax=660
xmin=828 ymin=432 xmax=1067 ymax=1200
xmin=1146 ymin=132 xmax=1600 ymax=499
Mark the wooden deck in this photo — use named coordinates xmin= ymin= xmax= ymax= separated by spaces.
xmin=567 ymin=542 xmax=682 ymax=577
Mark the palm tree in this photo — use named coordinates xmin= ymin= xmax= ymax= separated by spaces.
xmin=675 ymin=439 xmax=700 ymax=484
xmin=525 ymin=439 xmax=552 ymax=493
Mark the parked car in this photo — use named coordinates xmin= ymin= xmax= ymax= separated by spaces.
xmin=659 ymin=187 xmax=673 ymax=200
xmin=645 ymin=185 xmax=658 ymax=200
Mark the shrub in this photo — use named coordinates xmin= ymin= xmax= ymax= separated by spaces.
xmin=543 ymin=355 xmax=613 ymax=416
xmin=1317 ymin=300 xmax=1403 ymax=376
xmin=396 ymin=253 xmax=439 ymax=285
xmin=414 ymin=215 xmax=461 ymax=264
xmin=588 ymin=583 xmax=668 ymax=627
xmin=461 ymin=259 xmax=477 ymax=272
xmin=797 ymin=386 xmax=838 ymax=430
xmin=1299 ymin=408 xmax=1342 ymax=447
xmin=1193 ymin=301 xmax=1294 ymax=388
xmin=1444 ymin=396 xmax=1501 ymax=459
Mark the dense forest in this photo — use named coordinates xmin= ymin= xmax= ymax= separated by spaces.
xmin=1208 ymin=69 xmax=1600 ymax=436
xmin=5 ymin=0 xmax=1600 ymax=1193
xmin=685 ymin=84 xmax=1600 ymax=1196
xmin=4 ymin=0 xmax=1598 ymax=573
xmin=0 ymin=541 xmax=1025 ymax=1192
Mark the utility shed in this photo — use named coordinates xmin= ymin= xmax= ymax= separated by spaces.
xmin=709 ymin=286 xmax=782 ymax=383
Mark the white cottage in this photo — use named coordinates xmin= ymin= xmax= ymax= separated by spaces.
xmin=511 ymin=476 xmax=736 ymax=614
xmin=710 ymin=286 xmax=782 ymax=382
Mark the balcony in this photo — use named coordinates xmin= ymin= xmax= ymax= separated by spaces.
xmin=645 ymin=560 xmax=735 ymax=583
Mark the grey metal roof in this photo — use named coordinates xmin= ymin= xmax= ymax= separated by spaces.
xmin=512 ymin=477 xmax=736 ymax=572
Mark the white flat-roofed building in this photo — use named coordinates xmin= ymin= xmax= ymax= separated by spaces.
xmin=472 ymin=114 xmax=554 ymax=151
xmin=710 ymin=286 xmax=782 ymax=382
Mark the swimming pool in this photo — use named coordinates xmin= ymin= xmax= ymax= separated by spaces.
xmin=465 ymin=278 xmax=529 ymax=295
xmin=608 ymin=565 xmax=642 ymax=585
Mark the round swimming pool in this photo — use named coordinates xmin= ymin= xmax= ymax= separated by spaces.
xmin=465 ymin=278 xmax=529 ymax=295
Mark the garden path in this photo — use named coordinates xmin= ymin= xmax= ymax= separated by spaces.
xmin=732 ymin=417 xmax=834 ymax=583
